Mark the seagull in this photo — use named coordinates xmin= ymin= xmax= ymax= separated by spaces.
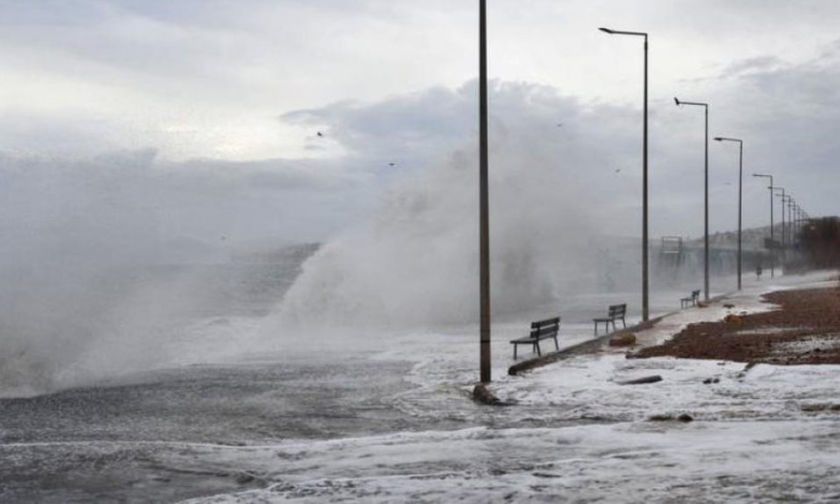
xmin=556 ymin=123 xmax=563 ymax=127
xmin=316 ymin=131 xmax=324 ymax=137
xmin=615 ymin=168 xmax=621 ymax=173
xmin=388 ymin=162 xmax=395 ymax=167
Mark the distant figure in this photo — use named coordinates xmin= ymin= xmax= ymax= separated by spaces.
xmin=756 ymin=263 xmax=763 ymax=280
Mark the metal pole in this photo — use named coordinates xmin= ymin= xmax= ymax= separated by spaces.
xmin=642 ymin=35 xmax=649 ymax=321
xmin=790 ymin=202 xmax=795 ymax=244
xmin=788 ymin=198 xmax=793 ymax=249
xmin=783 ymin=197 xmax=788 ymax=246
xmin=773 ymin=187 xmax=784 ymax=271
xmin=779 ymin=192 xmax=785 ymax=249
xmin=600 ymin=27 xmax=649 ymax=321
xmin=704 ymin=105 xmax=708 ymax=298
xmin=478 ymin=0 xmax=491 ymax=384
xmin=752 ymin=173 xmax=773 ymax=278
xmin=737 ymin=141 xmax=742 ymax=290
xmin=714 ymin=136 xmax=744 ymax=289
xmin=769 ymin=178 xmax=774 ymax=278
xmin=675 ymin=98 xmax=710 ymax=300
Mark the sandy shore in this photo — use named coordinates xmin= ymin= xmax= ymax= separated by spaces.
xmin=634 ymin=275 xmax=840 ymax=365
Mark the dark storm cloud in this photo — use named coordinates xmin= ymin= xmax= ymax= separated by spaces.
xmin=705 ymin=40 xmax=840 ymax=217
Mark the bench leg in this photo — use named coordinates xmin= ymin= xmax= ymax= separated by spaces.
xmin=553 ymin=336 xmax=559 ymax=351
xmin=593 ymin=322 xmax=599 ymax=336
xmin=622 ymin=318 xmax=626 ymax=329
xmin=536 ymin=341 xmax=541 ymax=356
xmin=514 ymin=344 xmax=518 ymax=360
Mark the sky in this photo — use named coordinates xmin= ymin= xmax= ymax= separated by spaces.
xmin=0 ymin=0 xmax=838 ymax=245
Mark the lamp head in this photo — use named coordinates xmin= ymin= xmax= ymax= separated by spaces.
xmin=713 ymin=137 xmax=724 ymax=141
xmin=674 ymin=97 xmax=680 ymax=106
xmin=598 ymin=27 xmax=615 ymax=34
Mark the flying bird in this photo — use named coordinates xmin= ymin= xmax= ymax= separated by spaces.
xmin=388 ymin=162 xmax=395 ymax=167
xmin=316 ymin=131 xmax=324 ymax=137
xmin=614 ymin=168 xmax=621 ymax=173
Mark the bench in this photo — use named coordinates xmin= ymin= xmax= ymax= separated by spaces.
xmin=509 ymin=316 xmax=560 ymax=359
xmin=593 ymin=303 xmax=626 ymax=335
xmin=680 ymin=289 xmax=700 ymax=308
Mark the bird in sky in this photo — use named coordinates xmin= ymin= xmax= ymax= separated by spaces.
xmin=316 ymin=131 xmax=324 ymax=137
xmin=388 ymin=162 xmax=395 ymax=167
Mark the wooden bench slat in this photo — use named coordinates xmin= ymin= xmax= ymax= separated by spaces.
xmin=530 ymin=326 xmax=559 ymax=338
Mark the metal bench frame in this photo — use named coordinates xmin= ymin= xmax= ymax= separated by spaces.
xmin=593 ymin=303 xmax=626 ymax=335
xmin=680 ymin=289 xmax=701 ymax=308
xmin=509 ymin=316 xmax=560 ymax=359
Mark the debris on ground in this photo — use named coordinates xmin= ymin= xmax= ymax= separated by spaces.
xmin=617 ymin=375 xmax=662 ymax=385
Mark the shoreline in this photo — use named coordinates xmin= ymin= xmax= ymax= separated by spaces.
xmin=635 ymin=280 xmax=840 ymax=365
xmin=506 ymin=270 xmax=839 ymax=377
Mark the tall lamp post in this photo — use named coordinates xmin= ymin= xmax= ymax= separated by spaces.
xmin=773 ymin=188 xmax=786 ymax=270
xmin=675 ymin=97 xmax=710 ymax=301
xmin=795 ymin=204 xmax=803 ymax=242
xmin=600 ymin=26 xmax=649 ymax=321
xmin=752 ymin=173 xmax=774 ymax=278
xmin=782 ymin=195 xmax=792 ymax=249
xmin=714 ymin=136 xmax=743 ymax=290
xmin=781 ymin=193 xmax=792 ymax=264
xmin=478 ymin=0 xmax=491 ymax=383
xmin=789 ymin=200 xmax=795 ymax=244
xmin=788 ymin=198 xmax=795 ymax=247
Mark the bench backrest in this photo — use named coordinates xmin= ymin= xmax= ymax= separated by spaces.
xmin=608 ymin=304 xmax=626 ymax=318
xmin=530 ymin=316 xmax=560 ymax=339
xmin=691 ymin=289 xmax=700 ymax=298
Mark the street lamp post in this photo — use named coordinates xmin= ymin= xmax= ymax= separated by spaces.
xmin=675 ymin=97 xmax=710 ymax=300
xmin=714 ymin=136 xmax=743 ymax=290
xmin=752 ymin=173 xmax=774 ymax=278
xmin=773 ymin=187 xmax=786 ymax=251
xmin=782 ymin=194 xmax=792 ymax=262
xmin=788 ymin=198 xmax=795 ymax=248
xmin=789 ymin=200 xmax=795 ymax=244
xmin=795 ymin=204 xmax=803 ymax=242
xmin=478 ymin=0 xmax=491 ymax=383
xmin=600 ymin=26 xmax=649 ymax=321
xmin=782 ymin=195 xmax=792 ymax=248
xmin=773 ymin=188 xmax=788 ymax=271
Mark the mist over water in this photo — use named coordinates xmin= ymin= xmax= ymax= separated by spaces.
xmin=0 ymin=151 xmax=321 ymax=397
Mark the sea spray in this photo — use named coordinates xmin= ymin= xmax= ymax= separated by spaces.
xmin=0 ymin=151 xmax=319 ymax=396
xmin=277 ymin=134 xmax=600 ymax=330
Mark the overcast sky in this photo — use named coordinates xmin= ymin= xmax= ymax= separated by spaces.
xmin=1 ymin=0 xmax=838 ymax=245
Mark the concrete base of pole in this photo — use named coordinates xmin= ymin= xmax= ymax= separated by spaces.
xmin=472 ymin=383 xmax=501 ymax=405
